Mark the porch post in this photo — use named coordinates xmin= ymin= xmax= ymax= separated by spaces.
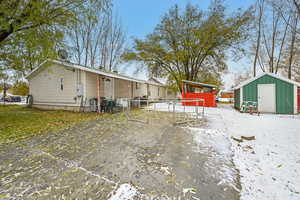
xmin=97 ymin=75 xmax=100 ymax=112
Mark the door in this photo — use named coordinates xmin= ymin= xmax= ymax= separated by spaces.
xmin=258 ymin=84 xmax=276 ymax=113
xmin=104 ymin=77 xmax=114 ymax=99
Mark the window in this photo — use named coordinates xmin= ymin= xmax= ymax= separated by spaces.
xmin=60 ymin=78 xmax=64 ymax=91
xmin=136 ymin=82 xmax=139 ymax=89
xmin=158 ymin=87 xmax=160 ymax=96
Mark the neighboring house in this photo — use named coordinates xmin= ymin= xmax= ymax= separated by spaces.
xmin=218 ymin=90 xmax=234 ymax=103
xmin=234 ymin=72 xmax=300 ymax=114
xmin=26 ymin=59 xmax=169 ymax=111
xmin=145 ymin=77 xmax=166 ymax=99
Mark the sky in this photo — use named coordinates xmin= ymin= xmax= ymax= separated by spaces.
xmin=113 ymin=0 xmax=255 ymax=89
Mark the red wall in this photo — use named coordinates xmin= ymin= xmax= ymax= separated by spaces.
xmin=182 ymin=93 xmax=216 ymax=107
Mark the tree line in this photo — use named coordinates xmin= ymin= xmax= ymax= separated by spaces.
xmin=0 ymin=0 xmax=125 ymax=85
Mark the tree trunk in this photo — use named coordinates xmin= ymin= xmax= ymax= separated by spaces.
xmin=253 ymin=0 xmax=264 ymax=77
xmin=288 ymin=15 xmax=298 ymax=79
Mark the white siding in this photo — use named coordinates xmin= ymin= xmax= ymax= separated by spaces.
xmin=148 ymin=84 xmax=166 ymax=99
xmin=85 ymin=72 xmax=98 ymax=100
xmin=139 ymin=83 xmax=148 ymax=97
xmin=29 ymin=64 xmax=77 ymax=105
xmin=132 ymin=82 xmax=144 ymax=98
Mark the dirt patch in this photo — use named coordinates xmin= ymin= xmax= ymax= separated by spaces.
xmin=0 ymin=110 xmax=240 ymax=199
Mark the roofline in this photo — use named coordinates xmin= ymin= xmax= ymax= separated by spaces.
xmin=234 ymin=72 xmax=300 ymax=90
xmin=25 ymin=59 xmax=50 ymax=79
xmin=25 ymin=59 xmax=147 ymax=84
xmin=182 ymin=80 xmax=217 ymax=88
xmin=145 ymin=81 xmax=164 ymax=87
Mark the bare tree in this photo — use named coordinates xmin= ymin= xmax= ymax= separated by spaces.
xmin=67 ymin=3 xmax=126 ymax=71
xmin=253 ymin=0 xmax=265 ymax=77
xmin=254 ymin=1 xmax=290 ymax=74
xmin=98 ymin=13 xmax=126 ymax=71
xmin=287 ymin=14 xmax=299 ymax=78
xmin=270 ymin=0 xmax=300 ymax=79
xmin=292 ymin=0 xmax=300 ymax=15
xmin=67 ymin=1 xmax=110 ymax=67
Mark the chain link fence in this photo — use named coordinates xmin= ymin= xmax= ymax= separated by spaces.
xmin=119 ymin=98 xmax=205 ymax=125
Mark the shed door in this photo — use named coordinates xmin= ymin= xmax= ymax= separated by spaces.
xmin=258 ymin=84 xmax=276 ymax=113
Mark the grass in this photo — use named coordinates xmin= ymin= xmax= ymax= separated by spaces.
xmin=0 ymin=105 xmax=100 ymax=145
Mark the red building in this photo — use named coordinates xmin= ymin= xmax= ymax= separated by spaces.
xmin=181 ymin=80 xmax=217 ymax=107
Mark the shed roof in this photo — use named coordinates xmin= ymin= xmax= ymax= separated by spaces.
xmin=182 ymin=80 xmax=217 ymax=88
xmin=234 ymin=72 xmax=300 ymax=89
xmin=26 ymin=59 xmax=150 ymax=84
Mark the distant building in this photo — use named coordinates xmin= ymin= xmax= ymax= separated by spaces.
xmin=218 ymin=90 xmax=234 ymax=103
xmin=181 ymin=80 xmax=217 ymax=107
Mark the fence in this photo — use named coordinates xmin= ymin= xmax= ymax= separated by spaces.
xmin=121 ymin=98 xmax=205 ymax=125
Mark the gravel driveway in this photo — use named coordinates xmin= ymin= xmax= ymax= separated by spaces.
xmin=0 ymin=110 xmax=240 ymax=199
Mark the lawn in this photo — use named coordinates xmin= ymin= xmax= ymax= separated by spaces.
xmin=0 ymin=105 xmax=100 ymax=144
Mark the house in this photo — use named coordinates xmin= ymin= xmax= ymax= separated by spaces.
xmin=234 ymin=72 xmax=300 ymax=114
xmin=26 ymin=59 xmax=169 ymax=111
xmin=181 ymin=80 xmax=217 ymax=107
xmin=217 ymin=90 xmax=234 ymax=103
xmin=144 ymin=77 xmax=165 ymax=99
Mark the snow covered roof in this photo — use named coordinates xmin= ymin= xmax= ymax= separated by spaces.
xmin=26 ymin=59 xmax=146 ymax=84
xmin=234 ymin=72 xmax=300 ymax=90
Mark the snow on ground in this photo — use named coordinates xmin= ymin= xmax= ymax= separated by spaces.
xmin=209 ymin=106 xmax=300 ymax=200
xmin=149 ymin=103 xmax=300 ymax=200
xmin=189 ymin=128 xmax=240 ymax=192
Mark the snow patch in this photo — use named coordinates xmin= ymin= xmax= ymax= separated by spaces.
xmin=108 ymin=184 xmax=140 ymax=200
xmin=189 ymin=128 xmax=240 ymax=192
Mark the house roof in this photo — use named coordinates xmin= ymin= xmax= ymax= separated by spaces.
xmin=147 ymin=77 xmax=165 ymax=86
xmin=26 ymin=59 xmax=147 ymax=84
xmin=234 ymin=72 xmax=300 ymax=90
xmin=182 ymin=80 xmax=217 ymax=88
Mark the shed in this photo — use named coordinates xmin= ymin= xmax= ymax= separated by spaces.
xmin=234 ymin=72 xmax=300 ymax=114
xmin=181 ymin=80 xmax=217 ymax=107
